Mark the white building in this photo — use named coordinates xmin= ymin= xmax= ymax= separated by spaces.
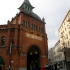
xmin=58 ymin=9 xmax=70 ymax=70
xmin=53 ymin=40 xmax=65 ymax=68
xmin=48 ymin=40 xmax=64 ymax=68
xmin=48 ymin=48 xmax=54 ymax=65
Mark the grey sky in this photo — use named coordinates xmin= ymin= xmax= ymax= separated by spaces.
xmin=0 ymin=0 xmax=70 ymax=49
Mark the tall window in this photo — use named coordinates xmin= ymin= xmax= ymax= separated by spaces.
xmin=69 ymin=31 xmax=70 ymax=35
xmin=27 ymin=22 xmax=29 ymax=27
xmin=66 ymin=34 xmax=68 ymax=39
xmin=25 ymin=21 xmax=27 ymax=26
xmin=23 ymin=20 xmax=30 ymax=27
xmin=1 ymin=36 xmax=6 ymax=45
xmin=65 ymin=28 xmax=66 ymax=31
xmin=32 ymin=24 xmax=33 ymax=29
xmin=36 ymin=25 xmax=37 ymax=30
xmin=34 ymin=24 xmax=35 ymax=30
xmin=23 ymin=20 xmax=25 ymax=26
xmin=68 ymin=41 xmax=70 ymax=47
xmin=41 ymin=28 xmax=44 ymax=33
xmin=39 ymin=27 xmax=40 ymax=32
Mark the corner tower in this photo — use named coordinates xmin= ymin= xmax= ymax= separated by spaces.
xmin=19 ymin=0 xmax=34 ymax=12
xmin=0 ymin=0 xmax=48 ymax=70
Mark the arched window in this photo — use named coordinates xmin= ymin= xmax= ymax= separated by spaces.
xmin=1 ymin=36 xmax=6 ymax=45
xmin=0 ymin=56 xmax=5 ymax=65
xmin=0 ymin=56 xmax=5 ymax=70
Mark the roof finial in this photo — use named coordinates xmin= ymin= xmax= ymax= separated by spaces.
xmin=42 ymin=17 xmax=45 ymax=22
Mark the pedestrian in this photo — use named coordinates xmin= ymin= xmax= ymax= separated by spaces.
xmin=39 ymin=66 xmax=41 ymax=70
xmin=40 ymin=66 xmax=46 ymax=70
xmin=50 ymin=65 xmax=54 ymax=70
xmin=30 ymin=64 xmax=32 ymax=70
xmin=54 ymin=63 xmax=57 ymax=70
xmin=0 ymin=66 xmax=2 ymax=70
xmin=45 ymin=64 xmax=49 ymax=70
xmin=57 ymin=64 xmax=60 ymax=70
xmin=32 ymin=64 xmax=36 ymax=70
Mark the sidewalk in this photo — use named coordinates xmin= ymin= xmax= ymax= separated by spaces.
xmin=60 ymin=68 xmax=66 ymax=70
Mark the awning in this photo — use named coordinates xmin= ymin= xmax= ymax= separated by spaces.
xmin=59 ymin=47 xmax=70 ymax=52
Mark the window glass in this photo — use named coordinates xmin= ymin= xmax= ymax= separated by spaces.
xmin=32 ymin=24 xmax=33 ymax=29
xmin=1 ymin=36 xmax=6 ymax=45
xmin=36 ymin=25 xmax=37 ymax=30
xmin=66 ymin=34 xmax=68 ymax=39
xmin=23 ymin=20 xmax=25 ymax=26
xmin=27 ymin=22 xmax=29 ymax=27
xmin=34 ymin=24 xmax=35 ymax=30
xmin=69 ymin=31 xmax=70 ymax=35
xmin=25 ymin=21 xmax=27 ymax=26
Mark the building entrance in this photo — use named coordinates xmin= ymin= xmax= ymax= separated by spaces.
xmin=0 ymin=56 xmax=5 ymax=70
xmin=27 ymin=45 xmax=40 ymax=70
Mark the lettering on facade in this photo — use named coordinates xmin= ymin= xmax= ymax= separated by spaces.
xmin=26 ymin=33 xmax=42 ymax=41
xmin=11 ymin=61 xmax=14 ymax=63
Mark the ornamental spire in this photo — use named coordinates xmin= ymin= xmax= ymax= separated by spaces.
xmin=18 ymin=0 xmax=34 ymax=12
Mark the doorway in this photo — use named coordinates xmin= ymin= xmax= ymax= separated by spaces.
xmin=27 ymin=45 xmax=40 ymax=70
xmin=0 ymin=56 xmax=5 ymax=70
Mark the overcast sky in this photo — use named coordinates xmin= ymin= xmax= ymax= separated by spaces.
xmin=0 ymin=0 xmax=70 ymax=49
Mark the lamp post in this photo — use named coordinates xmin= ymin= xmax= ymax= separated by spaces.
xmin=60 ymin=34 xmax=68 ymax=70
xmin=9 ymin=42 xmax=12 ymax=70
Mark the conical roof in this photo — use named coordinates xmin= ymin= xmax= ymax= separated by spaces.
xmin=24 ymin=0 xmax=32 ymax=6
xmin=18 ymin=0 xmax=34 ymax=10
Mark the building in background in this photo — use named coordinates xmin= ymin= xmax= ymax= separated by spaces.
xmin=58 ymin=9 xmax=70 ymax=70
xmin=0 ymin=0 xmax=48 ymax=70
xmin=53 ymin=40 xmax=64 ymax=68
xmin=48 ymin=48 xmax=54 ymax=65
xmin=48 ymin=40 xmax=64 ymax=68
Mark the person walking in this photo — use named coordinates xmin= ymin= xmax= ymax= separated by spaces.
xmin=40 ymin=66 xmax=46 ymax=70
xmin=0 ymin=66 xmax=2 ymax=70
xmin=45 ymin=64 xmax=49 ymax=70
xmin=54 ymin=63 xmax=57 ymax=70
xmin=57 ymin=64 xmax=60 ymax=70
xmin=32 ymin=64 xmax=36 ymax=70
xmin=50 ymin=65 xmax=54 ymax=70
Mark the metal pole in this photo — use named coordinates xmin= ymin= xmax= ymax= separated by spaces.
xmin=64 ymin=51 xmax=68 ymax=70
xmin=9 ymin=42 xmax=12 ymax=70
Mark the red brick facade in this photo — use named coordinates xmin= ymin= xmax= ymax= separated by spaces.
xmin=0 ymin=0 xmax=48 ymax=70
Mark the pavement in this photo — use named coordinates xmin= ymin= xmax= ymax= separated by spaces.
xmin=60 ymin=68 xmax=66 ymax=70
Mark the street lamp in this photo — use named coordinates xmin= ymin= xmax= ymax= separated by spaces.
xmin=60 ymin=34 xmax=68 ymax=70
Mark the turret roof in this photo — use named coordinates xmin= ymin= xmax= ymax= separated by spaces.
xmin=24 ymin=0 xmax=32 ymax=6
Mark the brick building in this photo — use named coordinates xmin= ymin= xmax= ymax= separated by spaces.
xmin=0 ymin=0 xmax=48 ymax=70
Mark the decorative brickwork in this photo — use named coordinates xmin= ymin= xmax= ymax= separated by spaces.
xmin=0 ymin=0 xmax=48 ymax=70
